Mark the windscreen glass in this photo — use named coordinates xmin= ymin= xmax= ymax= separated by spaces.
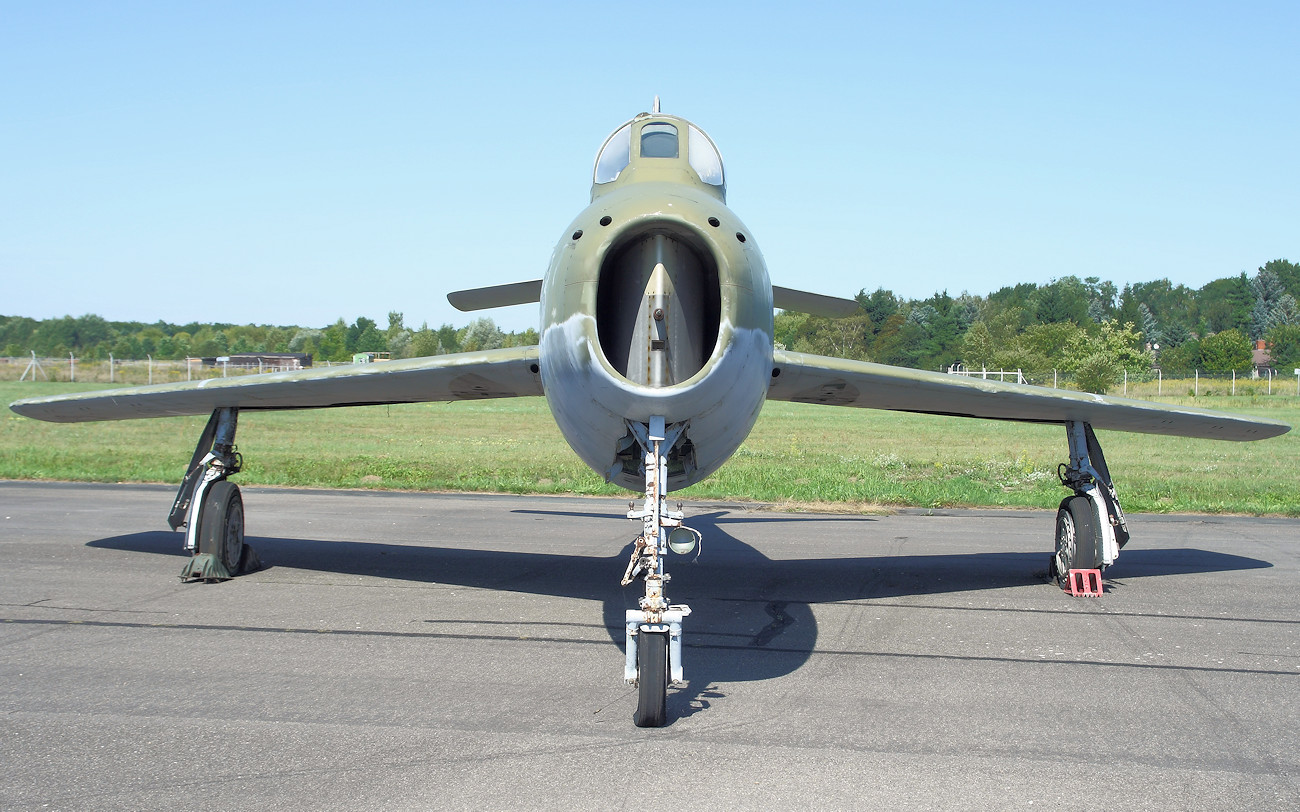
xmin=688 ymin=125 xmax=724 ymax=187
xmin=639 ymin=123 xmax=679 ymax=158
xmin=594 ymin=123 xmax=632 ymax=183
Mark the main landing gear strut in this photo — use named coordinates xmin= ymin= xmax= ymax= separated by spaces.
xmin=170 ymin=407 xmax=259 ymax=582
xmin=1051 ymin=420 xmax=1129 ymax=588
xmin=621 ymin=416 xmax=700 ymax=727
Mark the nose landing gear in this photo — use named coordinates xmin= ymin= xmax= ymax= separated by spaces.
xmin=621 ymin=416 xmax=697 ymax=727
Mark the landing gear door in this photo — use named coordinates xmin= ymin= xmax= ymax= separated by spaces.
xmin=168 ymin=410 xmax=222 ymax=530
xmin=1084 ymin=424 xmax=1130 ymax=550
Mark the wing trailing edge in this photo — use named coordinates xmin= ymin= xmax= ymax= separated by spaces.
xmin=9 ymin=347 xmax=543 ymax=423
xmin=768 ymin=350 xmax=1290 ymax=441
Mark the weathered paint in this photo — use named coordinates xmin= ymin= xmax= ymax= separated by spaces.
xmin=539 ymin=113 xmax=773 ymax=491
xmin=768 ymin=349 xmax=1290 ymax=441
xmin=8 ymin=347 xmax=542 ymax=422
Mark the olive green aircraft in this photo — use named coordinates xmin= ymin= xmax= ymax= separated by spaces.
xmin=10 ymin=101 xmax=1291 ymax=727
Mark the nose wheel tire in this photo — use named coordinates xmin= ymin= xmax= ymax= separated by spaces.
xmin=633 ymin=630 xmax=669 ymax=728
xmin=1053 ymin=494 xmax=1101 ymax=586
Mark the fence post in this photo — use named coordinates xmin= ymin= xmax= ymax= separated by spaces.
xmin=1054 ymin=369 xmax=1058 ymax=388
xmin=1195 ymin=369 xmax=1199 ymax=397
xmin=21 ymin=350 xmax=48 ymax=381
xmin=69 ymin=352 xmax=75 ymax=382
xmin=1158 ymin=368 xmax=1162 ymax=396
xmin=1124 ymin=368 xmax=1127 ymax=395
xmin=1232 ymin=369 xmax=1235 ymax=396
xmin=109 ymin=353 xmax=114 ymax=383
xmin=148 ymin=354 xmax=153 ymax=385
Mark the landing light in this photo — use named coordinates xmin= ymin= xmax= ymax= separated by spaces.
xmin=668 ymin=527 xmax=699 ymax=555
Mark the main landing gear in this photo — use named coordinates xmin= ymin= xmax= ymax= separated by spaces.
xmin=620 ymin=416 xmax=700 ymax=727
xmin=170 ymin=407 xmax=259 ymax=582
xmin=1051 ymin=420 xmax=1129 ymax=588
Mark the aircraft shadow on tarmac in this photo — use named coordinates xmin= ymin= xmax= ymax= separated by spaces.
xmin=88 ymin=509 xmax=1272 ymax=722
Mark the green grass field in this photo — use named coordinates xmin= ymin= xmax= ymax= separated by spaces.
xmin=3 ymin=381 xmax=1297 ymax=515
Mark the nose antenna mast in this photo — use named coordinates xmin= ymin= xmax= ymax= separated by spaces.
xmin=653 ymin=95 xmax=661 ymax=114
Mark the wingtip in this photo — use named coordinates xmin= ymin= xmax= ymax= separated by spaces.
xmin=446 ymin=290 xmax=472 ymax=312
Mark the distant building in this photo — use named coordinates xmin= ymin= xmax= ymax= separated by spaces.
xmin=202 ymin=353 xmax=312 ymax=370
xmin=1252 ymin=340 xmax=1272 ymax=377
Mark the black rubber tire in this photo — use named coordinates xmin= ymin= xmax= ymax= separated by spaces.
xmin=633 ymin=631 xmax=669 ymax=728
xmin=198 ymin=480 xmax=245 ymax=574
xmin=1053 ymin=494 xmax=1101 ymax=586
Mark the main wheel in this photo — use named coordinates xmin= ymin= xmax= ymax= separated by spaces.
xmin=633 ymin=630 xmax=668 ymax=728
xmin=198 ymin=480 xmax=245 ymax=575
xmin=1053 ymin=494 xmax=1101 ymax=586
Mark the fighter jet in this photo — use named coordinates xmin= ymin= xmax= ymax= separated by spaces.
xmin=10 ymin=101 xmax=1290 ymax=727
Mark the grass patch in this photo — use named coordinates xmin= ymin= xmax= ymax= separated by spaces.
xmin=3 ymin=382 xmax=1297 ymax=515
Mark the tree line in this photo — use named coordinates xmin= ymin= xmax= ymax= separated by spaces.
xmin=3 ymin=259 xmax=1297 ymax=394
xmin=0 ymin=312 xmax=538 ymax=365
xmin=776 ymin=259 xmax=1300 ymax=392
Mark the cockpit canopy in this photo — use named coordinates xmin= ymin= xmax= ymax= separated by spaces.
xmin=593 ymin=116 xmax=725 ymax=196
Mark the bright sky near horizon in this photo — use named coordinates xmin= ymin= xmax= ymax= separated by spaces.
xmin=2 ymin=1 xmax=1297 ymax=333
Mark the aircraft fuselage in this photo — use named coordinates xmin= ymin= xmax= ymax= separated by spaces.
xmin=538 ymin=113 xmax=773 ymax=492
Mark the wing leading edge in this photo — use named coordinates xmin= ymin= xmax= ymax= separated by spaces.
xmin=769 ymin=350 xmax=1290 ymax=441
xmin=9 ymin=346 xmax=543 ymax=423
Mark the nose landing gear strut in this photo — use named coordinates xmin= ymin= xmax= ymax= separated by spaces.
xmin=621 ymin=416 xmax=699 ymax=727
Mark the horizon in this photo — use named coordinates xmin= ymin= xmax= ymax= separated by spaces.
xmin=3 ymin=259 xmax=1290 ymax=334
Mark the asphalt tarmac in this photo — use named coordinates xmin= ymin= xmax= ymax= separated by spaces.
xmin=2 ymin=480 xmax=1297 ymax=810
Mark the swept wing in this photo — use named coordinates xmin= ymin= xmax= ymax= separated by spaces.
xmin=769 ymin=349 xmax=1289 ymax=441
xmin=447 ymin=280 xmax=543 ymax=312
xmin=772 ymin=286 xmax=859 ymax=318
xmin=9 ymin=347 xmax=542 ymax=423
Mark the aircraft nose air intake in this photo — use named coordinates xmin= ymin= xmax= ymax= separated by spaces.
xmin=595 ymin=230 xmax=721 ymax=387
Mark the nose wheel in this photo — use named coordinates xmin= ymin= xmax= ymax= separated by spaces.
xmin=633 ymin=630 xmax=669 ymax=727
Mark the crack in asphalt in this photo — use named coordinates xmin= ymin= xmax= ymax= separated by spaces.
xmin=5 ymin=616 xmax=1297 ymax=677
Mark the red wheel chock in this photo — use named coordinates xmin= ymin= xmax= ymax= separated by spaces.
xmin=1065 ymin=569 xmax=1103 ymax=597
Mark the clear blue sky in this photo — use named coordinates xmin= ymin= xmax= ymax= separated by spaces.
xmin=3 ymin=1 xmax=1296 ymax=333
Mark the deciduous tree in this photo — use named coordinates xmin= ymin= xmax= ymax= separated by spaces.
xmin=1199 ymin=329 xmax=1252 ymax=372
xmin=1265 ymin=324 xmax=1300 ymax=372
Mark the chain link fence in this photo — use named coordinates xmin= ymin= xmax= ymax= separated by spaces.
xmin=0 ymin=356 xmax=329 ymax=385
xmin=935 ymin=366 xmax=1300 ymax=398
xmin=6 ymin=355 xmax=1299 ymax=397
